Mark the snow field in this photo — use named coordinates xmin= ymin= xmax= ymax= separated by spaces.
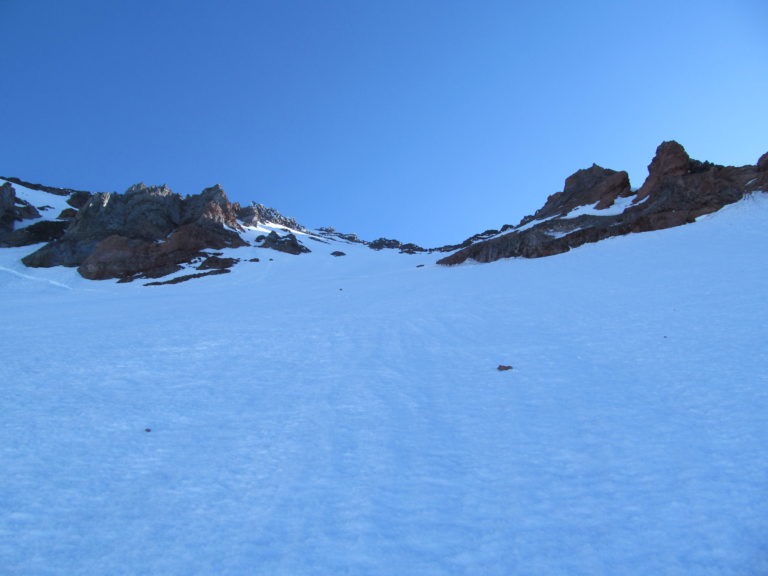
xmin=1 ymin=194 xmax=767 ymax=574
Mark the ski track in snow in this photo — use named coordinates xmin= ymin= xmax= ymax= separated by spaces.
xmin=1 ymin=194 xmax=768 ymax=574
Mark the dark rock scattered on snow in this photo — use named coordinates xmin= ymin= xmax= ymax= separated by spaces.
xmin=143 ymin=268 xmax=231 ymax=286
xmin=330 ymin=251 xmax=346 ymax=257
xmin=316 ymin=227 xmax=367 ymax=245
xmin=197 ymin=255 xmax=238 ymax=270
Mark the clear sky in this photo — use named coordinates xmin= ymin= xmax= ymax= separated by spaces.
xmin=2 ymin=0 xmax=766 ymax=246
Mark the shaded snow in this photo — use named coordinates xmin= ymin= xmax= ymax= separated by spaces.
xmin=1 ymin=193 xmax=768 ymax=575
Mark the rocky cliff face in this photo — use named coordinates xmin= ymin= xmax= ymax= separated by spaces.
xmin=22 ymin=183 xmax=247 ymax=280
xmin=437 ymin=141 xmax=768 ymax=265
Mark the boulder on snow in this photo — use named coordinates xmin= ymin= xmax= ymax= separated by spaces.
xmin=260 ymin=231 xmax=310 ymax=255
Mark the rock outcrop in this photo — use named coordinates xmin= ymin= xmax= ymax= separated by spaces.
xmin=260 ymin=231 xmax=310 ymax=255
xmin=438 ymin=141 xmax=768 ymax=265
xmin=0 ymin=181 xmax=45 ymax=245
xmin=519 ymin=165 xmax=632 ymax=225
xmin=22 ymin=183 xmax=247 ymax=280
xmin=237 ymin=202 xmax=303 ymax=231
xmin=0 ymin=182 xmax=16 ymax=234
xmin=369 ymin=237 xmax=426 ymax=254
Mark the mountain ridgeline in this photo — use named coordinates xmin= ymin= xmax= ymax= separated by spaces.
xmin=1 ymin=141 xmax=766 ymax=282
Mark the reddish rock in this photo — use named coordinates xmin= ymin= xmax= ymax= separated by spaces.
xmin=634 ymin=140 xmax=691 ymax=202
xmin=438 ymin=141 xmax=762 ymax=266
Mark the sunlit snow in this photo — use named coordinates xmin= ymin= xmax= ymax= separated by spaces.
xmin=1 ymin=190 xmax=767 ymax=575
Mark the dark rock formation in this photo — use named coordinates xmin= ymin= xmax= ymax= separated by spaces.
xmin=758 ymin=152 xmax=768 ymax=172
xmin=368 ymin=238 xmax=426 ymax=253
xmin=66 ymin=191 xmax=93 ymax=209
xmin=0 ymin=220 xmax=69 ymax=247
xmin=369 ymin=238 xmax=402 ymax=250
xmin=519 ymin=165 xmax=632 ymax=225
xmin=14 ymin=197 xmax=42 ymax=222
xmin=0 ymin=182 xmax=15 ymax=234
xmin=330 ymin=251 xmax=346 ymax=257
xmin=0 ymin=182 xmax=45 ymax=244
xmin=23 ymin=183 xmax=247 ymax=280
xmin=57 ymin=208 xmax=78 ymax=220
xmin=237 ymin=202 xmax=303 ymax=230
xmin=316 ymin=227 xmax=367 ymax=245
xmin=143 ymin=268 xmax=230 ymax=286
xmin=260 ymin=231 xmax=310 ymax=255
xmin=438 ymin=141 xmax=768 ymax=265
xmin=399 ymin=242 xmax=426 ymax=254
xmin=196 ymin=255 xmax=238 ymax=270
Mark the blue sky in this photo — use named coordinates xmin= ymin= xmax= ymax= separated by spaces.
xmin=2 ymin=0 xmax=766 ymax=246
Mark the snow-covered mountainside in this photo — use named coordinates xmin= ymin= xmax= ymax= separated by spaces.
xmin=3 ymin=141 xmax=766 ymax=283
xmin=2 ymin=173 xmax=767 ymax=575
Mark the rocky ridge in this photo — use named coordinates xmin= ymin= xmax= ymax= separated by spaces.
xmin=5 ymin=180 xmax=312 ymax=282
xmin=2 ymin=140 xmax=766 ymax=281
xmin=436 ymin=141 xmax=768 ymax=265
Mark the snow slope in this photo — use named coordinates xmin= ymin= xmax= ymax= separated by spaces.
xmin=1 ymin=194 xmax=768 ymax=575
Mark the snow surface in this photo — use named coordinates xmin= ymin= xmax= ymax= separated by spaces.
xmin=2 ymin=192 xmax=768 ymax=575
xmin=562 ymin=194 xmax=648 ymax=219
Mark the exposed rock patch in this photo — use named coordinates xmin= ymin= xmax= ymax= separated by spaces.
xmin=520 ymin=165 xmax=631 ymax=225
xmin=369 ymin=237 xmax=426 ymax=254
xmin=57 ymin=208 xmax=78 ymax=220
xmin=197 ymin=255 xmax=238 ymax=270
xmin=237 ymin=202 xmax=303 ymax=230
xmin=66 ymin=191 xmax=93 ymax=209
xmin=260 ymin=231 xmax=310 ymax=255
xmin=143 ymin=268 xmax=230 ymax=286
